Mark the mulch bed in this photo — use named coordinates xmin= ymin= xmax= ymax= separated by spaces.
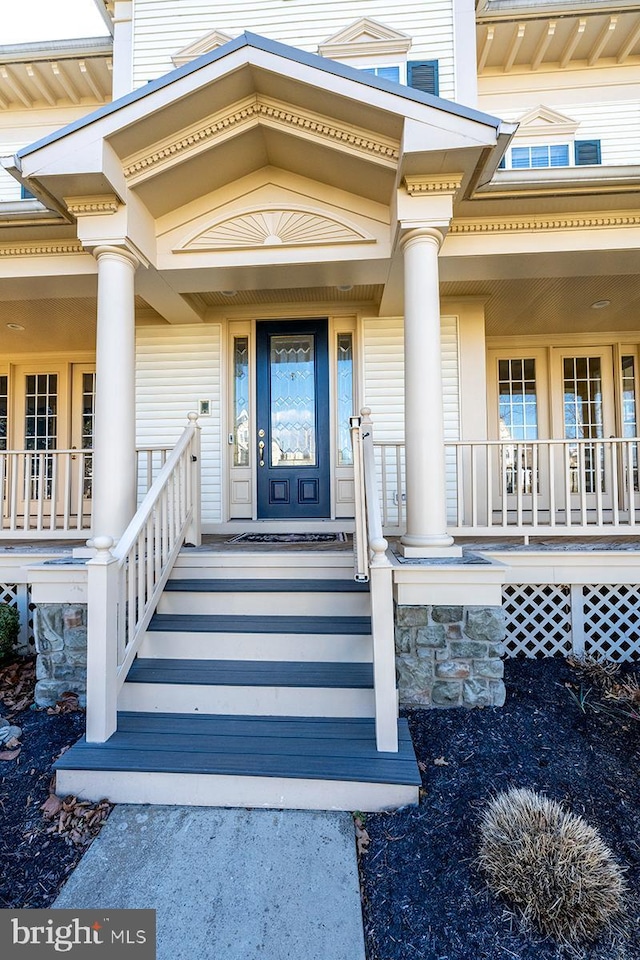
xmin=359 ymin=657 xmax=640 ymax=960
xmin=0 ymin=657 xmax=111 ymax=909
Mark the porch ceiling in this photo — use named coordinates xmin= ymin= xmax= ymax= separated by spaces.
xmin=0 ymin=295 xmax=161 ymax=353
xmin=185 ymin=284 xmax=384 ymax=316
xmin=442 ymin=273 xmax=640 ymax=337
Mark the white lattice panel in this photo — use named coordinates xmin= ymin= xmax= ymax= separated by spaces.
xmin=503 ymin=584 xmax=572 ymax=658
xmin=582 ymin=585 xmax=640 ymax=662
xmin=0 ymin=582 xmax=33 ymax=651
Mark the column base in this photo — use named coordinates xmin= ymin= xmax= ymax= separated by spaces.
xmin=398 ymin=542 xmax=463 ymax=559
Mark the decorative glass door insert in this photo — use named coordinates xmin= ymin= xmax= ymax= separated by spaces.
xmin=269 ymin=334 xmax=316 ymax=467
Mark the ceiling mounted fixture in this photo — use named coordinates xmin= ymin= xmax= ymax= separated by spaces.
xmin=6 ymin=323 xmax=24 ymax=330
xmin=221 ymin=290 xmax=237 ymax=297
xmin=590 ymin=299 xmax=611 ymax=309
xmin=337 ymin=284 xmax=353 ymax=292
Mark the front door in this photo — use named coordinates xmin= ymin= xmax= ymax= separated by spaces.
xmin=256 ymin=319 xmax=330 ymax=519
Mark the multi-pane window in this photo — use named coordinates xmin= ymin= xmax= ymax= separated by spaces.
xmin=233 ymin=337 xmax=249 ymax=467
xmin=498 ymin=359 xmax=538 ymax=495
xmin=24 ymin=374 xmax=57 ymax=498
xmin=563 ymin=356 xmax=604 ymax=494
xmin=0 ymin=376 xmax=7 ymax=452
xmin=336 ymin=333 xmax=354 ymax=466
xmin=511 ymin=144 xmax=570 ymax=169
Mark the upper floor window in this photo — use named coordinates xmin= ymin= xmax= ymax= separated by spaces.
xmin=499 ymin=140 xmax=601 ymax=170
xmin=362 ymin=65 xmax=400 ymax=83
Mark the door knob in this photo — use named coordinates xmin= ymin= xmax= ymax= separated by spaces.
xmin=258 ymin=439 xmax=265 ymax=467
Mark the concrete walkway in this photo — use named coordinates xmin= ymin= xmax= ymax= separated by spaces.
xmin=54 ymin=805 xmax=366 ymax=960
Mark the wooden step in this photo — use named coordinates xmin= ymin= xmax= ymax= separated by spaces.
xmin=54 ymin=714 xmax=420 ymax=812
xmin=164 ymin=579 xmax=370 ymax=593
xmin=119 ymin=659 xmax=376 ymax=717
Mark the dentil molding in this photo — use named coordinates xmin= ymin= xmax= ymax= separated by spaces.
xmin=64 ymin=194 xmax=120 ymax=217
xmin=450 ymin=213 xmax=640 ymax=233
xmin=404 ymin=174 xmax=464 ymax=196
xmin=0 ymin=240 xmax=84 ymax=257
xmin=123 ymin=95 xmax=399 ymax=180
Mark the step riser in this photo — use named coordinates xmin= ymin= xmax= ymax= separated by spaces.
xmin=55 ymin=769 xmax=418 ymax=813
xmin=119 ymin=683 xmax=375 ymax=718
xmin=157 ymin=592 xmax=370 ymax=617
xmin=171 ymin=559 xmax=354 ymax=580
xmin=138 ymin=632 xmax=373 ymax=662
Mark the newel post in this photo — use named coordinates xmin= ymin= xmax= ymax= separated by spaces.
xmin=86 ymin=536 xmax=120 ymax=743
xmin=185 ymin=411 xmax=202 ymax=547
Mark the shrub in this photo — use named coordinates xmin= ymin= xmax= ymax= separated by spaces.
xmin=478 ymin=787 xmax=625 ymax=944
xmin=0 ymin=603 xmax=20 ymax=664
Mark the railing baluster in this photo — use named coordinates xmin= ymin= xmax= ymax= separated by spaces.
xmin=471 ymin=444 xmax=478 ymax=528
xmin=548 ymin=442 xmax=556 ymax=528
xmin=595 ymin=441 xmax=603 ymax=527
xmin=564 ymin=443 xmax=572 ymax=529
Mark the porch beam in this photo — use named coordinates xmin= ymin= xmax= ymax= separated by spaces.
xmin=92 ymin=245 xmax=139 ymax=541
xmin=399 ymin=228 xmax=459 ymax=558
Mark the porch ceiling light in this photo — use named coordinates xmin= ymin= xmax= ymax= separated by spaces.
xmin=221 ymin=290 xmax=237 ymax=297
xmin=590 ymin=299 xmax=611 ymax=309
xmin=6 ymin=323 xmax=24 ymax=330
xmin=337 ymin=284 xmax=353 ymax=292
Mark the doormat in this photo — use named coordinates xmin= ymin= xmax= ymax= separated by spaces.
xmin=226 ymin=532 xmax=347 ymax=544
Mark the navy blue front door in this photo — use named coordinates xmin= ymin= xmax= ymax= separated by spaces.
xmin=256 ymin=319 xmax=330 ymax=519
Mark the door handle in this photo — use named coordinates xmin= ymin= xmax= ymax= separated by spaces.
xmin=258 ymin=439 xmax=265 ymax=467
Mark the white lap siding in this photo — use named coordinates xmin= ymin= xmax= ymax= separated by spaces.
xmin=132 ymin=0 xmax=455 ymax=99
xmin=362 ymin=315 xmax=460 ymax=526
xmin=135 ymin=324 xmax=222 ymax=524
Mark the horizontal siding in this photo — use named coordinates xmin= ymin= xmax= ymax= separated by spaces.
xmin=136 ymin=324 xmax=222 ymax=523
xmin=132 ymin=0 xmax=455 ymax=98
xmin=363 ymin=315 xmax=459 ymax=524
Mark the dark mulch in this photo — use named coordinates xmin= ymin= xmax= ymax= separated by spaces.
xmin=0 ymin=658 xmax=102 ymax=909
xmin=359 ymin=657 xmax=640 ymax=960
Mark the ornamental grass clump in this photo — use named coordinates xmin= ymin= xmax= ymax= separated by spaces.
xmin=478 ymin=788 xmax=625 ymax=945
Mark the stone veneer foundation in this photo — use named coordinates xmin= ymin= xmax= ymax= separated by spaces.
xmin=34 ymin=604 xmax=87 ymax=707
xmin=395 ymin=604 xmax=506 ymax=708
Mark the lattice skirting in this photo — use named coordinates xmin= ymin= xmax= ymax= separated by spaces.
xmin=0 ymin=583 xmax=34 ymax=652
xmin=503 ymin=584 xmax=640 ymax=662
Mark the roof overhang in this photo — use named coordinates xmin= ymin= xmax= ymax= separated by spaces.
xmin=11 ymin=32 xmax=507 ymax=222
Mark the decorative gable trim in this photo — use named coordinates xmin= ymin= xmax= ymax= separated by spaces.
xmin=171 ymin=29 xmax=234 ymax=67
xmin=123 ymin=95 xmax=400 ymax=182
xmin=514 ymin=105 xmax=580 ymax=140
xmin=318 ymin=18 xmax=412 ymax=59
xmin=404 ymin=174 xmax=464 ymax=196
xmin=176 ymin=207 xmax=376 ymax=252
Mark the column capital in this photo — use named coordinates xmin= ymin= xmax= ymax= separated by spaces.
xmin=399 ymin=227 xmax=445 ymax=252
xmin=93 ymin=244 xmax=140 ymax=270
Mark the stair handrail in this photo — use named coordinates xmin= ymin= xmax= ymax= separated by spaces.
xmin=86 ymin=412 xmax=201 ymax=743
xmin=350 ymin=407 xmax=398 ymax=752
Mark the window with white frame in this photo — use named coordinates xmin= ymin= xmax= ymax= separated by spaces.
xmin=499 ymin=140 xmax=601 ymax=169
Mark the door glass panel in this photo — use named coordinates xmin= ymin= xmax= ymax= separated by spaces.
xmin=269 ymin=333 xmax=316 ymax=467
xmin=498 ymin=358 xmax=538 ymax=494
xmin=81 ymin=372 xmax=95 ymax=498
xmin=563 ymin=356 xmax=604 ymax=494
xmin=622 ymin=355 xmax=638 ymax=491
xmin=337 ymin=333 xmax=354 ymax=466
xmin=233 ymin=337 xmax=249 ymax=467
xmin=0 ymin=376 xmax=7 ymax=451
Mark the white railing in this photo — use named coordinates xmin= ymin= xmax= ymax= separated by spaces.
xmin=0 ymin=449 xmax=93 ymax=537
xmin=374 ymin=437 xmax=640 ymax=537
xmin=86 ymin=413 xmax=201 ymax=742
xmin=351 ymin=408 xmax=398 ymax=753
xmin=136 ymin=445 xmax=172 ymax=499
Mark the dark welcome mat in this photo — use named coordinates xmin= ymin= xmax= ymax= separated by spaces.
xmin=226 ymin=532 xmax=347 ymax=544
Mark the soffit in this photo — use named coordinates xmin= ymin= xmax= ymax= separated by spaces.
xmin=0 ymin=56 xmax=112 ymax=110
xmin=477 ymin=9 xmax=640 ymax=74
xmin=442 ymin=274 xmax=640 ymax=335
xmin=0 ymin=295 xmax=160 ymax=353
xmin=188 ymin=285 xmax=383 ymax=310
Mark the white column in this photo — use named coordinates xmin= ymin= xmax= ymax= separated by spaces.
xmin=400 ymin=228 xmax=459 ymax=557
xmin=92 ymin=245 xmax=138 ymax=541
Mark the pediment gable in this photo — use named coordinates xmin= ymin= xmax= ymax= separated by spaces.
xmin=172 ymin=29 xmax=234 ymax=67
xmin=318 ymin=18 xmax=412 ymax=58
xmin=515 ymin=105 xmax=579 ymax=138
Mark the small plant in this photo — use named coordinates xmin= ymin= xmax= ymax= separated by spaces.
xmin=0 ymin=603 xmax=20 ymax=665
xmin=478 ymin=788 xmax=625 ymax=945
